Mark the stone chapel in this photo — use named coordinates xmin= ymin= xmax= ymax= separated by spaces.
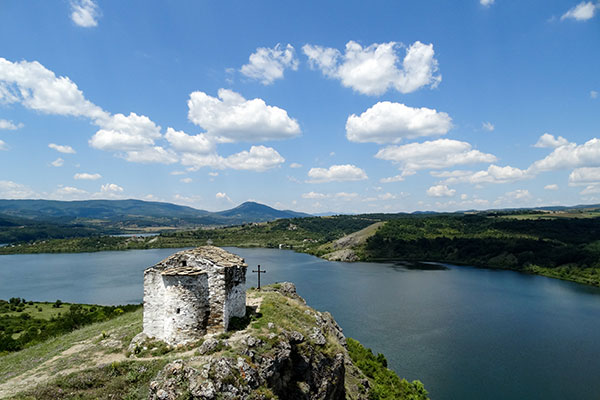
xmin=142 ymin=246 xmax=247 ymax=345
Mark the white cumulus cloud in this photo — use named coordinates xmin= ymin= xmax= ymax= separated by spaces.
xmin=375 ymin=139 xmax=497 ymax=174
xmin=591 ymin=90 xmax=598 ymax=99
xmin=346 ymin=102 xmax=452 ymax=144
xmin=307 ymin=164 xmax=368 ymax=183
xmin=89 ymin=112 xmax=162 ymax=151
xmin=568 ymin=167 xmax=600 ymax=185
xmin=216 ymin=192 xmax=232 ymax=202
xmin=48 ymin=143 xmax=76 ymax=154
xmin=427 ymin=184 xmax=456 ymax=197
xmin=302 ymin=192 xmax=328 ymax=199
xmin=561 ymin=1 xmax=597 ymax=21
xmin=530 ymin=137 xmax=600 ymax=172
xmin=123 ymin=146 xmax=178 ymax=164
xmin=303 ymin=40 xmax=441 ymax=95
xmin=180 ymin=177 xmax=193 ymax=184
xmin=534 ymin=133 xmax=569 ymax=148
xmin=0 ymin=180 xmax=37 ymax=198
xmin=51 ymin=158 xmax=64 ymax=167
xmin=182 ymin=145 xmax=285 ymax=172
xmin=0 ymin=58 xmax=107 ymax=120
xmin=187 ymin=89 xmax=300 ymax=142
xmin=165 ymin=127 xmax=213 ymax=154
xmin=437 ymin=165 xmax=530 ymax=185
xmin=101 ymin=183 xmax=124 ymax=193
xmin=74 ymin=172 xmax=101 ymax=180
xmin=480 ymin=0 xmax=495 ymax=6
xmin=70 ymin=0 xmax=101 ymax=27
xmin=0 ymin=119 xmax=22 ymax=130
xmin=240 ymin=43 xmax=299 ymax=85
xmin=544 ymin=184 xmax=559 ymax=190
xmin=0 ymin=140 xmax=7 ymax=151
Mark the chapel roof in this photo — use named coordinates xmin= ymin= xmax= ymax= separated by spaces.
xmin=148 ymin=246 xmax=246 ymax=276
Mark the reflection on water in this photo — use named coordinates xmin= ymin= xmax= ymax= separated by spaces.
xmin=2 ymin=247 xmax=600 ymax=400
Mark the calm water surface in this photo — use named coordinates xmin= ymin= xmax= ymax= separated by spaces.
xmin=1 ymin=247 xmax=600 ymax=400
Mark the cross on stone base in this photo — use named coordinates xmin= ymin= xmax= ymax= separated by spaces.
xmin=252 ymin=264 xmax=266 ymax=290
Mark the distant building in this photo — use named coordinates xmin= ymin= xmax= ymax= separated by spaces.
xmin=143 ymin=246 xmax=247 ymax=345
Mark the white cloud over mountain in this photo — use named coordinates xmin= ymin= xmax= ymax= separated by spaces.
xmin=427 ymin=184 xmax=456 ymax=197
xmin=303 ymin=40 xmax=441 ymax=95
xmin=435 ymin=165 xmax=530 ymax=185
xmin=530 ymin=137 xmax=600 ymax=172
xmin=375 ymin=139 xmax=497 ymax=173
xmin=346 ymin=102 xmax=452 ymax=143
xmin=187 ymin=89 xmax=301 ymax=142
xmin=307 ymin=164 xmax=368 ymax=183
xmin=181 ymin=145 xmax=285 ymax=172
xmin=240 ymin=44 xmax=299 ymax=85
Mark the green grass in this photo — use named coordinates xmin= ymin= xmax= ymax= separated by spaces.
xmin=2 ymin=302 xmax=89 ymax=320
xmin=0 ymin=309 xmax=142 ymax=384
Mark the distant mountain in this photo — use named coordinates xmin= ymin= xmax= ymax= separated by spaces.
xmin=0 ymin=199 xmax=210 ymax=221
xmin=216 ymin=201 xmax=310 ymax=222
xmin=0 ymin=199 xmax=311 ymax=229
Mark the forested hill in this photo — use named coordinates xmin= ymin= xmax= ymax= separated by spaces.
xmin=0 ymin=199 xmax=311 ymax=243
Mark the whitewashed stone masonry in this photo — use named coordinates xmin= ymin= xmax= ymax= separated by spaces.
xmin=143 ymin=246 xmax=247 ymax=345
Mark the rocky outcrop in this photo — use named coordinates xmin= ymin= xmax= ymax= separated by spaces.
xmin=146 ymin=283 xmax=366 ymax=400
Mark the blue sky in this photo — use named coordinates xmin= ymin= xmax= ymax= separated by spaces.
xmin=0 ymin=0 xmax=599 ymax=213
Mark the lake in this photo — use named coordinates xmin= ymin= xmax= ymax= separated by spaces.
xmin=1 ymin=247 xmax=600 ymax=399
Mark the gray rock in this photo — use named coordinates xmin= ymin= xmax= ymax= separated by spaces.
xmin=197 ymin=338 xmax=219 ymax=355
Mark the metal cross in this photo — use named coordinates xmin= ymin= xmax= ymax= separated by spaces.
xmin=252 ymin=264 xmax=266 ymax=290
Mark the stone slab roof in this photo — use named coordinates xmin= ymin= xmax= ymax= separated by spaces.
xmin=147 ymin=246 xmax=247 ymax=276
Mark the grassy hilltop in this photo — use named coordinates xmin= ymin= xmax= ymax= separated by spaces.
xmin=0 ymin=286 xmax=428 ymax=400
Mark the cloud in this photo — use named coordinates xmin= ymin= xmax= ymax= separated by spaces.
xmin=480 ymin=0 xmax=495 ymax=6
xmin=0 ymin=119 xmax=22 ymax=130
xmin=0 ymin=140 xmax=7 ymax=151
xmin=51 ymin=158 xmax=64 ymax=167
xmin=307 ymin=164 xmax=368 ymax=183
xmin=375 ymin=139 xmax=497 ymax=173
xmin=216 ymin=192 xmax=232 ymax=202
xmin=335 ymin=192 xmax=359 ymax=200
xmin=0 ymin=180 xmax=37 ymax=198
xmin=380 ymin=170 xmax=416 ymax=183
xmin=482 ymin=121 xmax=494 ymax=131
xmin=302 ymin=192 xmax=328 ymax=199
xmin=223 ymin=145 xmax=285 ymax=171
xmin=48 ymin=143 xmax=76 ymax=154
xmin=208 ymin=172 xmax=219 ymax=177
xmin=74 ymin=172 xmax=101 ymax=180
xmin=123 ymin=146 xmax=178 ymax=164
xmin=534 ymin=133 xmax=569 ymax=148
xmin=580 ymin=185 xmax=600 ymax=195
xmin=437 ymin=164 xmax=530 ymax=185
xmin=289 ymin=162 xmax=302 ymax=168
xmin=568 ymin=167 xmax=600 ymax=185
xmin=544 ymin=184 xmax=559 ymax=190
xmin=505 ymin=189 xmax=532 ymax=200
xmin=240 ymin=43 xmax=299 ymax=85
xmin=591 ymin=90 xmax=598 ymax=99
xmin=0 ymin=58 xmax=107 ymax=120
xmin=89 ymin=112 xmax=162 ymax=151
xmin=346 ymin=101 xmax=452 ymax=144
xmin=182 ymin=145 xmax=285 ymax=172
xmin=530 ymin=137 xmax=600 ymax=172
xmin=561 ymin=1 xmax=597 ymax=21
xmin=101 ymin=183 xmax=124 ymax=193
xmin=170 ymin=170 xmax=186 ymax=176
xmin=303 ymin=40 xmax=441 ymax=95
xmin=427 ymin=184 xmax=456 ymax=197
xmin=187 ymin=89 xmax=300 ymax=142
xmin=70 ymin=0 xmax=101 ymax=27
xmin=53 ymin=186 xmax=88 ymax=199
xmin=180 ymin=177 xmax=193 ymax=183
xmin=165 ymin=127 xmax=213 ymax=154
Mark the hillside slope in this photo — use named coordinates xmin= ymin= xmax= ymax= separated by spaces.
xmin=0 ymin=284 xmax=427 ymax=400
